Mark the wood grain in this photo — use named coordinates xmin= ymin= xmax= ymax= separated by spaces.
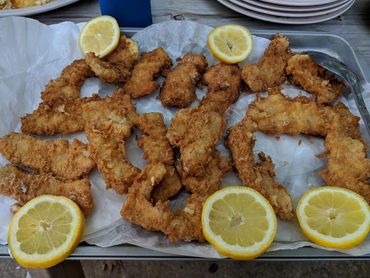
xmin=31 ymin=0 xmax=370 ymax=65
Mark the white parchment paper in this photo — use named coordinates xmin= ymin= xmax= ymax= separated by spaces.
xmin=0 ymin=17 xmax=369 ymax=257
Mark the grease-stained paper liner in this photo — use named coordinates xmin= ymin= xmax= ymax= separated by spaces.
xmin=0 ymin=18 xmax=369 ymax=257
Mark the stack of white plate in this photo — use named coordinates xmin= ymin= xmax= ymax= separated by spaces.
xmin=217 ymin=0 xmax=355 ymax=24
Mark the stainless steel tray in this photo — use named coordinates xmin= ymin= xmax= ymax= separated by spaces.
xmin=1 ymin=30 xmax=369 ymax=260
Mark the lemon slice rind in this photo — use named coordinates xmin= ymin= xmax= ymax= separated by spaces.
xmin=296 ymin=187 xmax=370 ymax=249
xmin=208 ymin=24 xmax=254 ymax=64
xmin=202 ymin=186 xmax=277 ymax=260
xmin=8 ymin=195 xmax=84 ymax=268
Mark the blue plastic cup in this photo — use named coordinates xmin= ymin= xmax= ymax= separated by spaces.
xmin=98 ymin=0 xmax=153 ymax=27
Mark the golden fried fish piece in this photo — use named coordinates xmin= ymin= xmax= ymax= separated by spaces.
xmin=123 ymin=47 xmax=172 ymax=98
xmin=242 ymin=34 xmax=292 ymax=93
xmin=0 ymin=132 xmax=95 ymax=180
xmin=160 ymin=53 xmax=207 ymax=108
xmin=286 ymin=54 xmax=345 ymax=105
xmin=82 ymin=89 xmax=139 ymax=194
xmin=85 ymin=36 xmax=139 ymax=83
xmin=0 ymin=165 xmax=93 ymax=215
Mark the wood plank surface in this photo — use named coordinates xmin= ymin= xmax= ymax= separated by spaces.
xmin=30 ymin=0 xmax=370 ymax=69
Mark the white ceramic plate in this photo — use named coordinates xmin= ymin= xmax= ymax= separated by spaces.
xmin=259 ymin=0 xmax=341 ymax=6
xmin=230 ymin=0 xmax=353 ymax=17
xmin=217 ymin=0 xmax=354 ymax=24
xmin=240 ymin=0 xmax=349 ymax=12
xmin=0 ymin=0 xmax=78 ymax=16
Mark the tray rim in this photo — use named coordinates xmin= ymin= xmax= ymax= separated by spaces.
xmin=1 ymin=29 xmax=369 ymax=260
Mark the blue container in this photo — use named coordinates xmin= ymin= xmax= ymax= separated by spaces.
xmin=98 ymin=0 xmax=153 ymax=27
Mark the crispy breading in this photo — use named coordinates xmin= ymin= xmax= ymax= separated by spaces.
xmin=120 ymin=163 xmax=173 ymax=231
xmin=0 ymin=165 xmax=93 ymax=215
xmin=201 ymin=63 xmax=241 ymax=114
xmin=160 ymin=53 xmax=207 ymax=108
xmin=0 ymin=132 xmax=95 ymax=180
xmin=226 ymin=121 xmax=294 ymax=220
xmin=123 ymin=47 xmax=172 ymax=98
xmin=167 ymin=107 xmax=225 ymax=177
xmin=286 ymin=54 xmax=345 ymax=104
xmin=135 ymin=113 xmax=182 ymax=202
xmin=246 ymin=88 xmax=360 ymax=138
xmin=178 ymin=149 xmax=231 ymax=195
xmin=85 ymin=36 xmax=138 ymax=83
xmin=242 ymin=34 xmax=292 ymax=93
xmin=41 ymin=59 xmax=94 ymax=103
xmin=82 ymin=89 xmax=139 ymax=194
xmin=21 ymin=96 xmax=100 ymax=135
xmin=320 ymin=132 xmax=370 ymax=203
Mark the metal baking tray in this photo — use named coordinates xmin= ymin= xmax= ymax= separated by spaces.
xmin=1 ymin=30 xmax=369 ymax=261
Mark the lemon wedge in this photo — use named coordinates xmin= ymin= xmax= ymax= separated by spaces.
xmin=79 ymin=15 xmax=120 ymax=58
xmin=8 ymin=195 xmax=85 ymax=268
xmin=208 ymin=24 xmax=253 ymax=64
xmin=202 ymin=186 xmax=277 ymax=260
xmin=296 ymin=187 xmax=370 ymax=249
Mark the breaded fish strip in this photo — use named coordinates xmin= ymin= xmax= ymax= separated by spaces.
xmin=0 ymin=132 xmax=95 ymax=180
xmin=82 ymin=89 xmax=139 ymax=194
xmin=247 ymin=88 xmax=360 ymax=138
xmin=121 ymin=163 xmax=173 ymax=231
xmin=160 ymin=53 xmax=207 ymax=108
xmin=167 ymin=107 xmax=225 ymax=177
xmin=21 ymin=96 xmax=100 ymax=135
xmin=227 ymin=121 xmax=294 ymax=220
xmin=201 ymin=63 xmax=241 ymax=114
xmin=166 ymin=151 xmax=231 ymax=242
xmin=136 ymin=112 xmax=182 ymax=202
xmin=85 ymin=36 xmax=139 ymax=83
xmin=286 ymin=54 xmax=345 ymax=104
xmin=0 ymin=165 xmax=93 ymax=215
xmin=123 ymin=47 xmax=172 ymax=98
xmin=41 ymin=59 xmax=94 ymax=103
xmin=242 ymin=34 xmax=292 ymax=93
xmin=320 ymin=132 xmax=370 ymax=203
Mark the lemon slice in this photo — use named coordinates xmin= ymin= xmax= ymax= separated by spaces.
xmin=202 ymin=186 xmax=277 ymax=260
xmin=208 ymin=24 xmax=253 ymax=64
xmin=297 ymin=187 xmax=370 ymax=249
xmin=79 ymin=15 xmax=120 ymax=58
xmin=8 ymin=195 xmax=85 ymax=268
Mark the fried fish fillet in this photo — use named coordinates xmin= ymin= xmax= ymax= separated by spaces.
xmin=85 ymin=36 xmax=139 ymax=83
xmin=320 ymin=132 xmax=370 ymax=203
xmin=167 ymin=107 xmax=225 ymax=177
xmin=41 ymin=59 xmax=94 ymax=103
xmin=201 ymin=63 xmax=241 ymax=114
xmin=123 ymin=47 xmax=172 ymax=98
xmin=246 ymin=88 xmax=360 ymax=138
xmin=160 ymin=53 xmax=207 ymax=108
xmin=120 ymin=163 xmax=173 ymax=231
xmin=0 ymin=132 xmax=95 ymax=180
xmin=227 ymin=121 xmax=294 ymax=220
xmin=21 ymin=59 xmax=96 ymax=135
xmin=286 ymin=54 xmax=345 ymax=104
xmin=21 ymin=96 xmax=100 ymax=135
xmin=82 ymin=89 xmax=139 ymax=194
xmin=135 ymin=112 xmax=182 ymax=202
xmin=0 ymin=165 xmax=93 ymax=215
xmin=165 ymin=150 xmax=231 ymax=242
xmin=167 ymin=63 xmax=241 ymax=177
xmin=242 ymin=34 xmax=292 ymax=93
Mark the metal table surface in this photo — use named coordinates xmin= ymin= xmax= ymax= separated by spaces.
xmin=1 ymin=0 xmax=370 ymax=263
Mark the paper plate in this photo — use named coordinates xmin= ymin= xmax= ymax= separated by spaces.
xmin=0 ymin=0 xmax=78 ymax=16
xmin=239 ymin=0 xmax=350 ymax=12
xmin=259 ymin=0 xmax=342 ymax=6
xmin=217 ymin=0 xmax=354 ymax=24
xmin=229 ymin=0 xmax=353 ymax=18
